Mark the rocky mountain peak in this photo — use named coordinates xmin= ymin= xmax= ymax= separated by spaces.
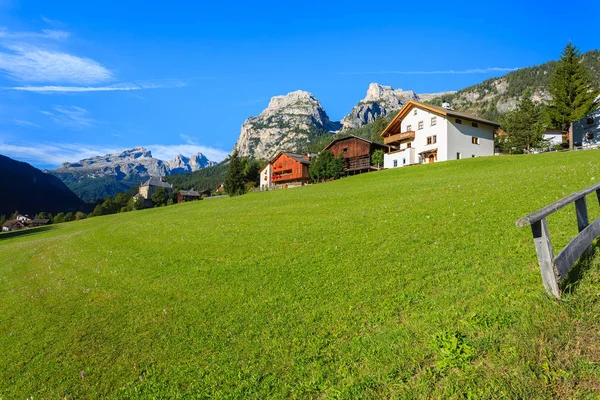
xmin=233 ymin=90 xmax=339 ymax=160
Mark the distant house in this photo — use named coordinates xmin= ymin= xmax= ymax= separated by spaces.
xmin=542 ymin=129 xmax=566 ymax=147
xmin=323 ymin=135 xmax=389 ymax=174
xmin=572 ymin=107 xmax=600 ymax=148
xmin=177 ymin=189 xmax=202 ymax=203
xmin=380 ymin=100 xmax=500 ymax=168
xmin=260 ymin=162 xmax=272 ymax=191
xmin=2 ymin=219 xmax=25 ymax=232
xmin=260 ymin=152 xmax=311 ymax=190
xmin=1 ymin=216 xmax=49 ymax=232
xmin=139 ymin=177 xmax=173 ymax=202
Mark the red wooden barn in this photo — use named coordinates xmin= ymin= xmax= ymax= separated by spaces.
xmin=270 ymin=152 xmax=311 ymax=188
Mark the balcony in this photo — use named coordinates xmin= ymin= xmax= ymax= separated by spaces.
xmin=383 ymin=130 xmax=415 ymax=146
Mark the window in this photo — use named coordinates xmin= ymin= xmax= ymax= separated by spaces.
xmin=407 ymin=142 xmax=411 ymax=148
xmin=431 ymin=117 xmax=437 ymax=126
xmin=418 ymin=121 xmax=424 ymax=130
xmin=407 ymin=124 xmax=412 ymax=131
xmin=402 ymin=158 xmax=406 ymax=165
xmin=413 ymin=109 xmax=417 ymax=116
xmin=426 ymin=135 xmax=437 ymax=145
xmin=455 ymin=118 xmax=462 ymax=124
xmin=472 ymin=122 xmax=478 ymax=128
xmin=587 ymin=132 xmax=595 ymax=140
xmin=393 ymin=159 xmax=398 ymax=167
xmin=457 ymin=152 xmax=461 ymax=159
xmin=472 ymin=154 xmax=476 ymax=158
xmin=588 ymin=117 xmax=595 ymax=125
xmin=472 ymin=137 xmax=480 ymax=145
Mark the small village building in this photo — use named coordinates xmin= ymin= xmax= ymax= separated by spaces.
xmin=177 ymin=189 xmax=202 ymax=203
xmin=259 ymin=162 xmax=273 ymax=191
xmin=139 ymin=177 xmax=173 ymax=200
xmin=323 ymin=135 xmax=389 ymax=174
xmin=542 ymin=129 xmax=566 ymax=147
xmin=380 ymin=100 xmax=500 ymax=168
xmin=2 ymin=219 xmax=25 ymax=232
xmin=572 ymin=107 xmax=600 ymax=148
xmin=1 ymin=216 xmax=49 ymax=232
xmin=267 ymin=152 xmax=311 ymax=188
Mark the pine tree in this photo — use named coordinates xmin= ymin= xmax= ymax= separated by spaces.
xmin=224 ymin=150 xmax=246 ymax=196
xmin=503 ymin=91 xmax=546 ymax=153
xmin=547 ymin=42 xmax=599 ymax=148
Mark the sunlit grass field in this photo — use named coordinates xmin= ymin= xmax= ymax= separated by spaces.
xmin=2 ymin=151 xmax=600 ymax=398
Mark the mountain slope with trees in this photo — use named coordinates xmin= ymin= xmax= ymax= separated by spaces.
xmin=426 ymin=49 xmax=600 ymax=121
xmin=0 ymin=154 xmax=85 ymax=217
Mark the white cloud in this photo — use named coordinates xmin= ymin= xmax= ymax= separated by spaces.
xmin=0 ymin=141 xmax=119 ymax=166
xmin=8 ymin=80 xmax=187 ymax=92
xmin=0 ymin=45 xmax=112 ymax=84
xmin=0 ymin=28 xmax=70 ymax=40
xmin=0 ymin=140 xmax=229 ymax=168
xmin=13 ymin=119 xmax=41 ymax=128
xmin=42 ymin=105 xmax=95 ymax=129
xmin=337 ymin=67 xmax=520 ymax=75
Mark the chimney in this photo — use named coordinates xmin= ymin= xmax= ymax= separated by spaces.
xmin=442 ymin=100 xmax=451 ymax=110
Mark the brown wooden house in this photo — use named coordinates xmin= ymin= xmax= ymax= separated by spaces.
xmin=177 ymin=189 xmax=202 ymax=203
xmin=270 ymin=152 xmax=311 ymax=188
xmin=323 ymin=135 xmax=389 ymax=174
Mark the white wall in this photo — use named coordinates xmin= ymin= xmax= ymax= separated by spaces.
xmin=445 ymin=118 xmax=495 ymax=160
xmin=573 ymin=108 xmax=600 ymax=147
xmin=543 ymin=132 xmax=563 ymax=147
xmin=397 ymin=107 xmax=447 ymax=162
xmin=260 ymin=163 xmax=272 ymax=190
xmin=384 ymin=148 xmax=416 ymax=168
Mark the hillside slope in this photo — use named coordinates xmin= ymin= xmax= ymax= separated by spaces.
xmin=2 ymin=151 xmax=600 ymax=397
xmin=426 ymin=49 xmax=600 ymax=121
xmin=0 ymin=154 xmax=84 ymax=216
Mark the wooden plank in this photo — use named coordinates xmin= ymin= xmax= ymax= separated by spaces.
xmin=554 ymin=217 xmax=600 ymax=281
xmin=531 ymin=219 xmax=560 ymax=299
xmin=516 ymin=182 xmax=600 ymax=227
xmin=575 ymin=197 xmax=589 ymax=232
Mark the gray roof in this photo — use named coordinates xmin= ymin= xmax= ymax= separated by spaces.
xmin=141 ymin=176 xmax=173 ymax=189
xmin=283 ymin=153 xmax=311 ymax=165
xmin=180 ymin=189 xmax=201 ymax=196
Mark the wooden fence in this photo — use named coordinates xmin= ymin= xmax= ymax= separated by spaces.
xmin=516 ymin=182 xmax=600 ymax=299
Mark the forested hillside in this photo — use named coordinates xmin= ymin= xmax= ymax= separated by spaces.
xmin=426 ymin=50 xmax=600 ymax=121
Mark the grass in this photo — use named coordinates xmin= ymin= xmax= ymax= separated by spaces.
xmin=2 ymin=150 xmax=600 ymax=398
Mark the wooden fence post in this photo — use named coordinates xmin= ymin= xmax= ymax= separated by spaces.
xmin=531 ymin=218 xmax=560 ymax=299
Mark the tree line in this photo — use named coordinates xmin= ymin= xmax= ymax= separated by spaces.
xmin=497 ymin=42 xmax=599 ymax=153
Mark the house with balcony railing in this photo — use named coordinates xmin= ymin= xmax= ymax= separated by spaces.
xmin=323 ymin=135 xmax=389 ymax=174
xmin=260 ymin=152 xmax=311 ymax=190
xmin=381 ymin=100 xmax=500 ymax=168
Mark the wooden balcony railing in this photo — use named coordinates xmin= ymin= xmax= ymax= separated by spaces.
xmin=383 ymin=131 xmax=415 ymax=145
xmin=344 ymin=154 xmax=371 ymax=171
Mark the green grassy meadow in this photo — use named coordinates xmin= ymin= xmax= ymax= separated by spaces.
xmin=2 ymin=151 xmax=600 ymax=398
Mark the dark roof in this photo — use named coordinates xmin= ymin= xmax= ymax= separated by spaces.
xmin=179 ymin=189 xmax=201 ymax=197
xmin=141 ymin=176 xmax=173 ymax=189
xmin=323 ymin=134 xmax=389 ymax=151
xmin=425 ymin=103 xmax=500 ymax=127
xmin=283 ymin=153 xmax=311 ymax=165
xmin=28 ymin=219 xmax=50 ymax=224
xmin=2 ymin=219 xmax=24 ymax=228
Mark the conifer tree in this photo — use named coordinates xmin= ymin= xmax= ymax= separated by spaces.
xmin=547 ymin=42 xmax=599 ymax=148
xmin=503 ymin=91 xmax=545 ymax=152
xmin=224 ymin=150 xmax=246 ymax=196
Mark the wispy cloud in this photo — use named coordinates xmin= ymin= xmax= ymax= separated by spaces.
xmin=41 ymin=105 xmax=94 ymax=129
xmin=0 ymin=44 xmax=112 ymax=84
xmin=0 ymin=141 xmax=119 ymax=166
xmin=7 ymin=79 xmax=187 ymax=93
xmin=0 ymin=28 xmax=70 ymax=40
xmin=0 ymin=139 xmax=229 ymax=168
xmin=336 ymin=67 xmax=520 ymax=75
xmin=13 ymin=119 xmax=41 ymax=128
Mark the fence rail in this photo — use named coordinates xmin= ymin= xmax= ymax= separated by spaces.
xmin=516 ymin=182 xmax=600 ymax=299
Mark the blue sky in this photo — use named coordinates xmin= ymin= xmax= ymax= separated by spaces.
xmin=0 ymin=0 xmax=598 ymax=169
